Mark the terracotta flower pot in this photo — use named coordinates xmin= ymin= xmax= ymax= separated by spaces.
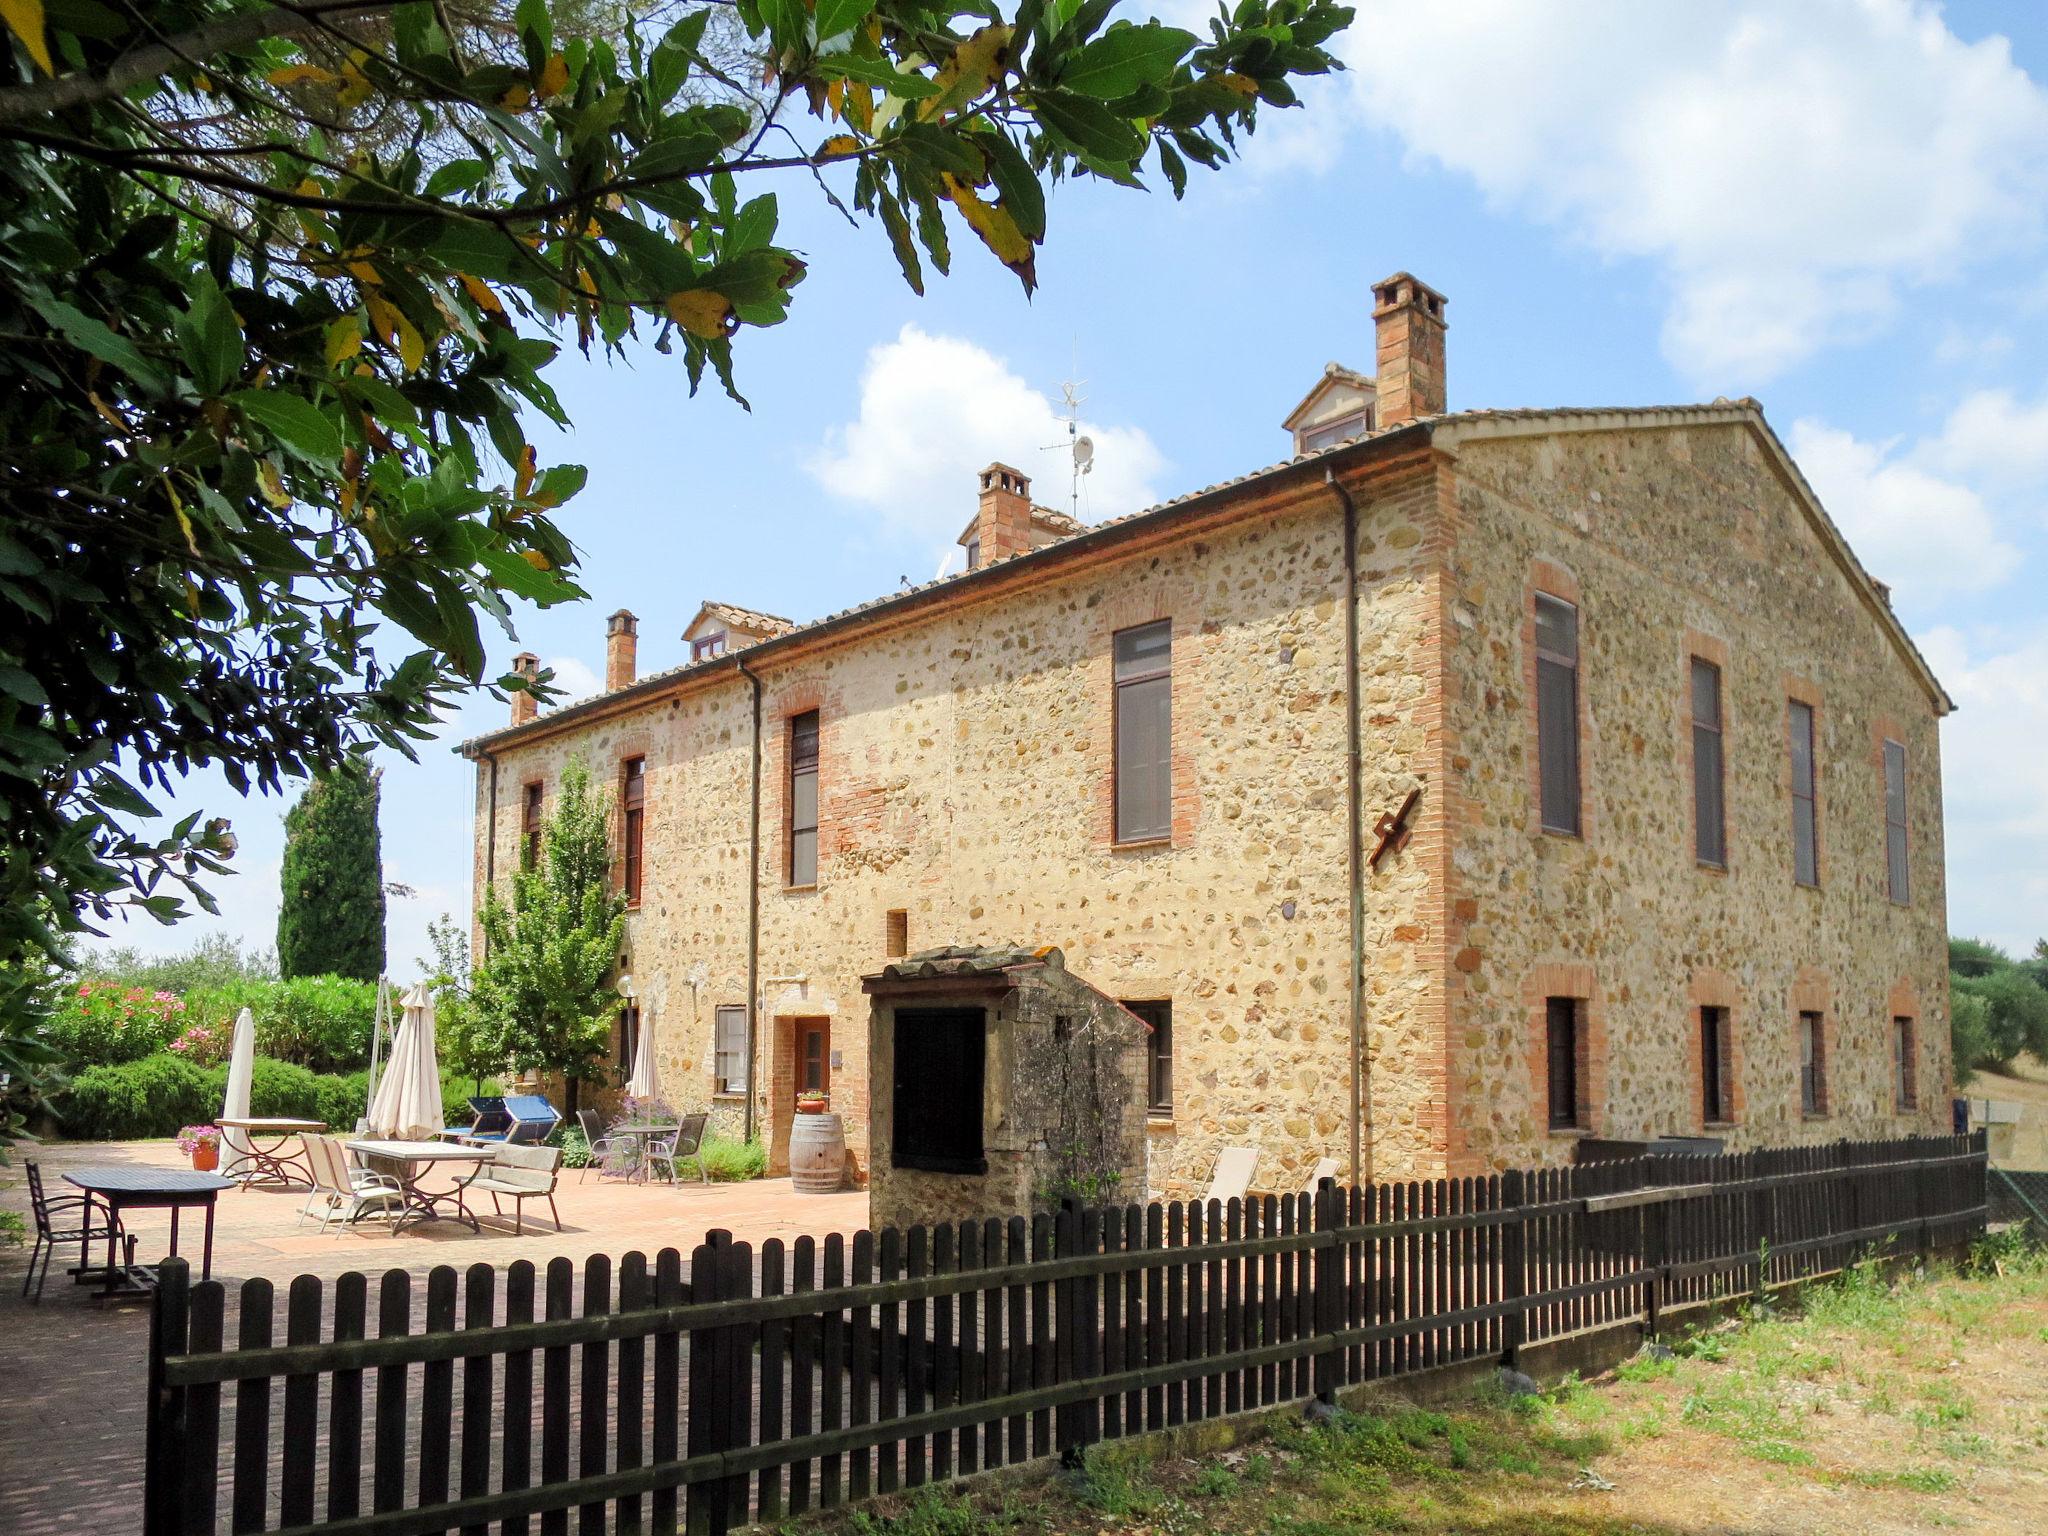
xmin=796 ymin=1094 xmax=829 ymax=1115
xmin=191 ymin=1141 xmax=219 ymax=1172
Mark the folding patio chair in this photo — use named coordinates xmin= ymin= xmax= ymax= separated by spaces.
xmin=1202 ymin=1145 xmax=1261 ymax=1206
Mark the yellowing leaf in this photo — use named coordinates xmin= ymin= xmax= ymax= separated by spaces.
xmin=514 ymin=443 xmax=537 ymax=498
xmin=325 ymin=318 xmax=363 ymax=367
xmin=538 ymin=52 xmax=569 ymax=99
xmin=920 ymin=24 xmax=1012 ymax=122
xmin=459 ymin=273 xmax=506 ymax=320
xmin=500 ymin=83 xmax=532 ymax=110
xmin=664 ymin=289 xmax=735 ymax=340
xmin=1 ymin=0 xmax=54 ymax=75
xmin=1217 ymin=71 xmax=1259 ymax=96
xmin=365 ymin=295 xmax=427 ymax=372
xmin=816 ymin=134 xmax=860 ymax=161
xmin=942 ymin=174 xmax=1035 ymax=289
xmin=520 ymin=549 xmax=552 ymax=571
xmin=336 ymin=61 xmax=373 ymax=108
xmin=267 ymin=63 xmax=337 ymax=87
xmin=257 ymin=458 xmax=292 ymax=509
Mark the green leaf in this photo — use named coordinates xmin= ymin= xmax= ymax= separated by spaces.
xmin=1028 ymin=89 xmax=1145 ymax=162
xmin=28 ymin=296 xmax=166 ymax=395
xmin=0 ymin=664 xmax=50 ymax=707
xmin=813 ymin=0 xmax=873 ymax=41
xmin=1058 ymin=23 xmax=1196 ymax=99
xmin=175 ymin=275 xmax=242 ymax=398
xmin=980 ymin=130 xmax=1046 ymax=242
xmin=229 ymin=390 xmax=343 ymax=467
xmin=424 ymin=158 xmax=490 ymax=197
xmin=724 ymin=193 xmax=777 ymax=257
xmin=878 ymin=192 xmax=924 ymax=296
xmin=815 ymin=53 xmax=940 ymax=97
xmin=648 ymin=7 xmax=710 ymax=105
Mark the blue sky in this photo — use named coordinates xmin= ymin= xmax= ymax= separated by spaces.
xmin=92 ymin=0 xmax=2048 ymax=972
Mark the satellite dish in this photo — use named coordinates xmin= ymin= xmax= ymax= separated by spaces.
xmin=1073 ymin=434 xmax=1095 ymax=475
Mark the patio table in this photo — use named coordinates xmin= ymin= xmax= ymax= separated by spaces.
xmin=346 ymin=1139 xmax=494 ymax=1232
xmin=63 ymin=1166 xmax=235 ymax=1300
xmin=218 ymin=1116 xmax=324 ymax=1189
xmin=600 ymin=1123 xmax=680 ymax=1184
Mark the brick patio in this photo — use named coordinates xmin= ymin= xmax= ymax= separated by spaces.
xmin=0 ymin=1138 xmax=865 ymax=1535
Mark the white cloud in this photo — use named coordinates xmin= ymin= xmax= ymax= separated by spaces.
xmin=1789 ymin=417 xmax=2020 ymax=605
xmin=1925 ymin=387 xmax=2048 ymax=491
xmin=541 ymin=653 xmax=603 ymax=703
xmin=1919 ymin=624 xmax=2048 ymax=951
xmin=809 ymin=325 xmax=1167 ymax=556
xmin=1338 ymin=1 xmax=2048 ymax=383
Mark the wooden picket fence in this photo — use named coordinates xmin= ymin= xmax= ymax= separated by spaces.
xmin=143 ymin=1132 xmax=1986 ymax=1536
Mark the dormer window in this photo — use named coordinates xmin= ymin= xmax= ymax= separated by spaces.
xmin=692 ymin=631 xmax=728 ymax=661
xmin=1299 ymin=407 xmax=1374 ymax=454
xmin=964 ymin=537 xmax=981 ymax=571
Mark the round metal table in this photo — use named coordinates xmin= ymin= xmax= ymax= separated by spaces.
xmin=600 ymin=1124 xmax=680 ymax=1183
xmin=63 ymin=1166 xmax=235 ymax=1300
xmin=218 ymin=1116 xmax=325 ymax=1189
xmin=345 ymin=1140 xmax=494 ymax=1231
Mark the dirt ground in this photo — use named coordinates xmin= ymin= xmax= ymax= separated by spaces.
xmin=1972 ymin=1051 xmax=2048 ymax=1108
xmin=806 ymin=1242 xmax=2048 ymax=1536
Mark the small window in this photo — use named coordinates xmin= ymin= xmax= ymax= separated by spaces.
xmin=1545 ymin=996 xmax=1580 ymax=1130
xmin=692 ymin=631 xmax=728 ymax=662
xmin=620 ymin=757 xmax=645 ymax=905
xmin=1691 ymin=658 xmax=1726 ymax=867
xmin=1534 ymin=593 xmax=1581 ymax=836
xmin=885 ymin=908 xmax=908 ymax=958
xmin=892 ymin=1007 xmax=986 ymax=1173
xmin=1125 ymin=1000 xmax=1173 ymax=1116
xmin=1893 ymin=1016 xmax=1916 ymax=1111
xmin=789 ymin=710 xmax=819 ymax=886
xmin=1700 ymin=1005 xmax=1730 ymax=1123
xmin=964 ymin=537 xmax=981 ymax=571
xmin=713 ymin=1004 xmax=748 ymax=1095
xmin=1298 ymin=409 xmax=1373 ymax=454
xmin=1799 ymin=1011 xmax=1826 ymax=1116
xmin=1883 ymin=740 xmax=1909 ymax=904
xmin=1788 ymin=699 xmax=1819 ymax=886
xmin=617 ymin=1004 xmax=640 ymax=1073
xmin=1113 ymin=620 xmax=1172 ymax=842
xmin=522 ymin=781 xmax=544 ymax=869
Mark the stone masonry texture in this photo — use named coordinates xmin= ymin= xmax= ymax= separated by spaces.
xmin=469 ymin=407 xmax=1953 ymax=1210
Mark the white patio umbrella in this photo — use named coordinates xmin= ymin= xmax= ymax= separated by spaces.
xmin=366 ymin=982 xmax=443 ymax=1141
xmin=626 ymin=1002 xmax=660 ymax=1102
xmin=219 ymin=1006 xmax=257 ymax=1176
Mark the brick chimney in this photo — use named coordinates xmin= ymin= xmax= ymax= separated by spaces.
xmin=510 ymin=652 xmax=539 ymax=726
xmin=605 ymin=609 xmax=638 ymax=690
xmin=972 ymin=463 xmax=1034 ymax=566
xmin=1372 ymin=272 xmax=1448 ymax=427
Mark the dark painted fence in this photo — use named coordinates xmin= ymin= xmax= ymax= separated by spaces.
xmin=143 ymin=1132 xmax=1985 ymax=1536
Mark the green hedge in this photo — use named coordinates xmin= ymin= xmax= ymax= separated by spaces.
xmin=57 ymin=1052 xmax=500 ymax=1141
xmin=49 ymin=974 xmax=381 ymax=1075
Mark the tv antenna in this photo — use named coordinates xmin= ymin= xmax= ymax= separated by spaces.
xmin=1042 ymin=352 xmax=1093 ymax=520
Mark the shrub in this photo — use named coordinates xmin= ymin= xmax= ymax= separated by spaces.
xmin=265 ymin=975 xmax=379 ymax=1075
xmin=59 ymin=1053 xmax=215 ymax=1139
xmin=316 ymin=1071 xmax=371 ymax=1133
xmin=1953 ymin=967 xmax=2048 ymax=1073
xmin=243 ymin=1058 xmax=323 ymax=1120
xmin=702 ymin=1134 xmax=767 ymax=1182
xmin=44 ymin=980 xmax=187 ymax=1066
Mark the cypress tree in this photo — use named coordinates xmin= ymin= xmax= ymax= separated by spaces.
xmin=277 ymin=762 xmax=387 ymax=981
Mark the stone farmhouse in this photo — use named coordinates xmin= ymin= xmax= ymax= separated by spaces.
xmin=461 ymin=272 xmax=1954 ymax=1198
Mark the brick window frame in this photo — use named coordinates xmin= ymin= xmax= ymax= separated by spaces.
xmin=783 ymin=704 xmax=821 ymax=890
xmin=1872 ymin=716 xmax=1911 ymax=907
xmin=713 ymin=1004 xmax=748 ymax=1097
xmin=1681 ymin=631 xmax=1731 ymax=873
xmin=1893 ymin=1014 xmax=1918 ymax=1112
xmin=1522 ymin=962 xmax=1606 ymax=1137
xmin=1784 ymin=674 xmax=1824 ymax=889
xmin=1523 ymin=561 xmax=1592 ymax=842
xmin=1686 ymin=970 xmax=1746 ymax=1130
xmin=1111 ymin=620 xmax=1174 ymax=844
xmin=1790 ymin=969 xmax=1836 ymax=1121
xmin=1123 ymin=1000 xmax=1174 ymax=1118
xmin=1086 ymin=578 xmax=1205 ymax=850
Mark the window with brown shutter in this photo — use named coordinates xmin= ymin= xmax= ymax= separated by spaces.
xmin=1113 ymin=620 xmax=1172 ymax=843
xmin=1546 ymin=996 xmax=1580 ymax=1129
xmin=1883 ymin=739 xmax=1909 ymax=904
xmin=1893 ymin=1016 xmax=1917 ymax=1111
xmin=885 ymin=908 xmax=908 ymax=958
xmin=1799 ymin=1010 xmax=1826 ymax=1116
xmin=1535 ymin=594 xmax=1581 ymax=836
xmin=1789 ymin=699 xmax=1819 ymax=886
xmin=1125 ymin=1000 xmax=1173 ymax=1115
xmin=522 ymin=781 xmax=544 ymax=869
xmin=620 ymin=757 xmax=645 ymax=905
xmin=1691 ymin=658 xmax=1726 ymax=867
xmin=1700 ymin=1005 xmax=1729 ymax=1123
xmin=789 ymin=710 xmax=819 ymax=886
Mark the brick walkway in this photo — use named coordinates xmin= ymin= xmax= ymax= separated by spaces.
xmin=0 ymin=1139 xmax=865 ymax=1535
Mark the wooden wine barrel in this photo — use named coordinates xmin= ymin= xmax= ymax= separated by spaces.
xmin=789 ymin=1111 xmax=847 ymax=1193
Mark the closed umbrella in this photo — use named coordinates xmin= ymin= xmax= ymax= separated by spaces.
xmin=626 ymin=1002 xmax=660 ymax=1102
xmin=367 ymin=982 xmax=443 ymax=1141
xmin=219 ymin=1006 xmax=256 ymax=1178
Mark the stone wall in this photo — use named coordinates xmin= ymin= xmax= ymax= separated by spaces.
xmin=1435 ymin=422 xmax=1952 ymax=1171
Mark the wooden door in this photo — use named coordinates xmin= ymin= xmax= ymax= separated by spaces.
xmin=795 ymin=1018 xmax=830 ymax=1097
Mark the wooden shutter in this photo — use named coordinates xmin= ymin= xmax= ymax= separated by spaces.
xmin=1545 ymin=996 xmax=1578 ymax=1129
xmin=1883 ymin=740 xmax=1909 ymax=903
xmin=1113 ymin=621 xmax=1172 ymax=842
xmin=789 ymin=711 xmax=819 ymax=886
xmin=1534 ymin=594 xmax=1581 ymax=835
xmin=1691 ymin=658 xmax=1725 ymax=866
xmin=1788 ymin=700 xmax=1818 ymax=886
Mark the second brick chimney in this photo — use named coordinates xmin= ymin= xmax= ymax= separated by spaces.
xmin=509 ymin=652 xmax=540 ymax=725
xmin=605 ymin=609 xmax=638 ymax=690
xmin=971 ymin=463 xmax=1034 ymax=567
xmin=1372 ymin=272 xmax=1448 ymax=427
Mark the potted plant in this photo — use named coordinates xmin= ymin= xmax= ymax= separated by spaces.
xmin=796 ymin=1092 xmax=829 ymax=1115
xmin=177 ymin=1124 xmax=222 ymax=1172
